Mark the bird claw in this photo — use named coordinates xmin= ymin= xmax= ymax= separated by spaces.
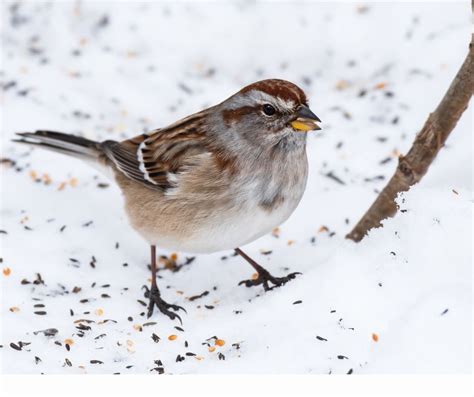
xmin=239 ymin=270 xmax=301 ymax=291
xmin=143 ymin=285 xmax=186 ymax=323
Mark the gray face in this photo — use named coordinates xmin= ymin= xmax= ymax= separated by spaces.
xmin=216 ymin=89 xmax=308 ymax=150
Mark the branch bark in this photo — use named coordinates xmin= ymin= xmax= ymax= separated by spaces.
xmin=346 ymin=34 xmax=473 ymax=242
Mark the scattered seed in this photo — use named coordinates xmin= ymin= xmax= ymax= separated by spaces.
xmin=188 ymin=290 xmax=209 ymax=301
xmin=324 ymin=171 xmax=345 ymax=185
xmin=10 ymin=342 xmax=22 ymax=351
xmin=168 ymin=334 xmax=177 ymax=341
xmin=33 ymin=328 xmax=58 ymax=337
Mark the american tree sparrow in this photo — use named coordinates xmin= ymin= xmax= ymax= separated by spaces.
xmin=15 ymin=79 xmax=321 ymax=322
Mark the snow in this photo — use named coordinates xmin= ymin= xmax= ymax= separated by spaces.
xmin=0 ymin=1 xmax=471 ymax=374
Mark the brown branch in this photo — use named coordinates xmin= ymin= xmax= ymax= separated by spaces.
xmin=346 ymin=34 xmax=474 ymax=242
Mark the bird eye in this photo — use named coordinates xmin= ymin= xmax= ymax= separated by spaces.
xmin=262 ymin=104 xmax=276 ymax=116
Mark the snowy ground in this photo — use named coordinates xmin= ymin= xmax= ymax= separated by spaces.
xmin=0 ymin=1 xmax=472 ymax=374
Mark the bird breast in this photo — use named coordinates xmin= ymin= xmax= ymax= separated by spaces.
xmin=121 ymin=147 xmax=308 ymax=254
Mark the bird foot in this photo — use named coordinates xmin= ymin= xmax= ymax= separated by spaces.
xmin=143 ymin=285 xmax=186 ymax=323
xmin=238 ymin=269 xmax=301 ymax=291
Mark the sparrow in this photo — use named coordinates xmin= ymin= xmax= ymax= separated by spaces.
xmin=14 ymin=79 xmax=321 ymax=323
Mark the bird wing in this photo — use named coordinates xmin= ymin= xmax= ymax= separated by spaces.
xmin=101 ymin=112 xmax=209 ymax=191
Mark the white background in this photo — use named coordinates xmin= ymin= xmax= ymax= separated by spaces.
xmin=0 ymin=0 xmax=472 ymax=377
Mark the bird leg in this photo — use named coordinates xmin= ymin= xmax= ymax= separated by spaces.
xmin=143 ymin=245 xmax=186 ymax=323
xmin=235 ymin=247 xmax=301 ymax=291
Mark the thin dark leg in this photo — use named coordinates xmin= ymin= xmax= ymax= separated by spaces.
xmin=150 ymin=245 xmax=157 ymax=289
xmin=235 ymin=247 xmax=301 ymax=291
xmin=143 ymin=245 xmax=186 ymax=323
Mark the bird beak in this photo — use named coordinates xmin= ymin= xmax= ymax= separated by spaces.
xmin=290 ymin=105 xmax=322 ymax=132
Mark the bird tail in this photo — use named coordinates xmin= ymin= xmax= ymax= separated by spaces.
xmin=13 ymin=130 xmax=103 ymax=161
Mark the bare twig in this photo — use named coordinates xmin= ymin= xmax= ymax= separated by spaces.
xmin=347 ymin=34 xmax=473 ymax=242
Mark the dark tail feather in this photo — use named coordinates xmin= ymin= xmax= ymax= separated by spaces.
xmin=13 ymin=130 xmax=102 ymax=160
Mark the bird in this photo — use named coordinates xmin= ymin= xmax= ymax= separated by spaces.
xmin=14 ymin=79 xmax=321 ymax=323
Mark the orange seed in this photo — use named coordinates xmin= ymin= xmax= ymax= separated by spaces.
xmin=374 ymin=82 xmax=387 ymax=90
xmin=318 ymin=225 xmax=329 ymax=233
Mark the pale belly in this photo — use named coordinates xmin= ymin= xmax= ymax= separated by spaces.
xmin=138 ymin=199 xmax=300 ymax=254
xmin=120 ymin=144 xmax=309 ymax=254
